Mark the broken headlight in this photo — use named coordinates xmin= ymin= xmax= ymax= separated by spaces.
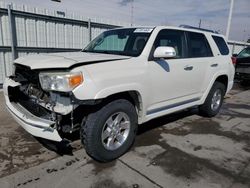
xmin=39 ymin=72 xmax=83 ymax=92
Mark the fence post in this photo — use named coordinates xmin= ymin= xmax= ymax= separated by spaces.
xmin=7 ymin=4 xmax=18 ymax=61
xmin=232 ymin=42 xmax=235 ymax=54
xmin=88 ymin=18 xmax=91 ymax=42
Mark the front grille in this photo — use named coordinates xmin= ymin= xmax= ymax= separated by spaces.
xmin=19 ymin=99 xmax=52 ymax=119
xmin=8 ymin=86 xmax=52 ymax=120
xmin=14 ymin=64 xmax=39 ymax=84
xmin=9 ymin=64 xmax=52 ymax=119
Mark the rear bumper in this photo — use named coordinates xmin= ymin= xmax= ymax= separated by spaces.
xmin=235 ymin=72 xmax=250 ymax=81
xmin=3 ymin=78 xmax=62 ymax=142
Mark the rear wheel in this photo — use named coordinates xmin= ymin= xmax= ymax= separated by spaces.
xmin=199 ymin=82 xmax=226 ymax=117
xmin=81 ymin=99 xmax=137 ymax=162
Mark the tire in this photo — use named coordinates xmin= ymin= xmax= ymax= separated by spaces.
xmin=81 ymin=99 xmax=138 ymax=162
xmin=199 ymin=82 xmax=226 ymax=117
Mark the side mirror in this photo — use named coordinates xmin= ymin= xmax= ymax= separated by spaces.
xmin=153 ymin=46 xmax=176 ymax=59
xmin=232 ymin=53 xmax=238 ymax=57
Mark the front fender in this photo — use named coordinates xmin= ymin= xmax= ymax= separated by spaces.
xmin=97 ymin=83 xmax=148 ymax=124
xmin=95 ymin=83 xmax=144 ymax=99
xmin=75 ymin=82 xmax=147 ymax=124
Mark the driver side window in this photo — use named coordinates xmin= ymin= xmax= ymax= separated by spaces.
xmin=153 ymin=29 xmax=186 ymax=58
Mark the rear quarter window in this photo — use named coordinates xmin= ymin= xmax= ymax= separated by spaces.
xmin=212 ymin=36 xmax=229 ymax=55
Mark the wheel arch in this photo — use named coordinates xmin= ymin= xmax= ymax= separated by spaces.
xmin=100 ymin=90 xmax=144 ymax=124
xmin=214 ymin=75 xmax=228 ymax=92
xmin=200 ymin=73 xmax=229 ymax=104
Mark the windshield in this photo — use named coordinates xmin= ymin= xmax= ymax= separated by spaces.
xmin=83 ymin=28 xmax=153 ymax=57
xmin=238 ymin=47 xmax=250 ymax=58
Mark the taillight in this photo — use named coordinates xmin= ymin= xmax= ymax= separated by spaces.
xmin=231 ymin=57 xmax=237 ymax=65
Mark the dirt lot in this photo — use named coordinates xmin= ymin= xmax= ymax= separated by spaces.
xmin=0 ymin=83 xmax=249 ymax=188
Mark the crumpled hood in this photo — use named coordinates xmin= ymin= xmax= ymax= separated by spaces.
xmin=14 ymin=52 xmax=130 ymax=70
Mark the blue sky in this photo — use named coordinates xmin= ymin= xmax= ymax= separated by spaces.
xmin=2 ymin=0 xmax=250 ymax=41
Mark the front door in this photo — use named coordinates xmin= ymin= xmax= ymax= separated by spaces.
xmin=147 ymin=29 xmax=212 ymax=113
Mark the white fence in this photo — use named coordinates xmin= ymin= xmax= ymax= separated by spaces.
xmin=0 ymin=1 xmax=129 ymax=85
xmin=228 ymin=40 xmax=250 ymax=54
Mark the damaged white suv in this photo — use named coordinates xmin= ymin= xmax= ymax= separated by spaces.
xmin=4 ymin=26 xmax=235 ymax=162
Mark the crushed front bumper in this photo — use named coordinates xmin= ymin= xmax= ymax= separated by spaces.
xmin=3 ymin=78 xmax=62 ymax=142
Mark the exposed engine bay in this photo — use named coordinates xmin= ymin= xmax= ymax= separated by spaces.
xmin=8 ymin=64 xmax=83 ymax=134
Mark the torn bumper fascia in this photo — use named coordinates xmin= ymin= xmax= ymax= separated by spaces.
xmin=3 ymin=78 xmax=62 ymax=142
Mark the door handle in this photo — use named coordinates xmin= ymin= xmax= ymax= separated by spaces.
xmin=211 ymin=63 xmax=218 ymax=67
xmin=184 ymin=65 xmax=193 ymax=71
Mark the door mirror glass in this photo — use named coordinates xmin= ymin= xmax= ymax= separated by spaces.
xmin=153 ymin=46 xmax=176 ymax=59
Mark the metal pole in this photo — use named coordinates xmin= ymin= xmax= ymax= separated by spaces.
xmin=198 ymin=19 xmax=201 ymax=28
xmin=242 ymin=30 xmax=246 ymax=42
xmin=232 ymin=42 xmax=235 ymax=54
xmin=130 ymin=0 xmax=134 ymax=26
xmin=7 ymin=4 xmax=18 ymax=61
xmin=88 ymin=18 xmax=91 ymax=42
xmin=226 ymin=0 xmax=234 ymax=40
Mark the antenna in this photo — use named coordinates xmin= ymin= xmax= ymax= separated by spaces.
xmin=130 ymin=0 xmax=134 ymax=26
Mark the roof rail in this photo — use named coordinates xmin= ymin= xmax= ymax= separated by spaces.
xmin=179 ymin=25 xmax=219 ymax=34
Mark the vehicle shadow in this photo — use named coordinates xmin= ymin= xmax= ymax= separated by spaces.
xmin=137 ymin=107 xmax=198 ymax=135
xmin=34 ymin=131 xmax=80 ymax=156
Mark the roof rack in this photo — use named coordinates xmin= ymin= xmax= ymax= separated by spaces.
xmin=179 ymin=25 xmax=219 ymax=34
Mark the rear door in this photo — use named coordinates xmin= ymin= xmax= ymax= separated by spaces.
xmin=185 ymin=31 xmax=214 ymax=93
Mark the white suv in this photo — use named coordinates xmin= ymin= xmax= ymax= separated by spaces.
xmin=4 ymin=26 xmax=235 ymax=162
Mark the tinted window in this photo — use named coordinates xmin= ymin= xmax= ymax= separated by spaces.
xmin=153 ymin=30 xmax=186 ymax=58
xmin=237 ymin=47 xmax=250 ymax=58
xmin=212 ymin=36 xmax=229 ymax=55
xmin=188 ymin=32 xmax=213 ymax=58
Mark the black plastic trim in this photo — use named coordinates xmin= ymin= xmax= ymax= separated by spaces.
xmin=68 ymin=58 xmax=130 ymax=69
xmin=146 ymin=97 xmax=200 ymax=115
xmin=69 ymin=92 xmax=102 ymax=105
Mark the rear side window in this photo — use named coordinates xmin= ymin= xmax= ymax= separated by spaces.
xmin=212 ymin=36 xmax=229 ymax=55
xmin=187 ymin=32 xmax=213 ymax=58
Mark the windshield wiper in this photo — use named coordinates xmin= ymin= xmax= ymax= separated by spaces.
xmin=82 ymin=50 xmax=101 ymax=54
xmin=82 ymin=50 xmax=131 ymax=57
xmin=98 ymin=51 xmax=113 ymax=54
xmin=84 ymin=50 xmax=115 ymax=55
xmin=82 ymin=49 xmax=92 ymax=52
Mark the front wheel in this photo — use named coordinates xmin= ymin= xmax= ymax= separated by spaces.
xmin=81 ymin=99 xmax=138 ymax=162
xmin=199 ymin=82 xmax=226 ymax=117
